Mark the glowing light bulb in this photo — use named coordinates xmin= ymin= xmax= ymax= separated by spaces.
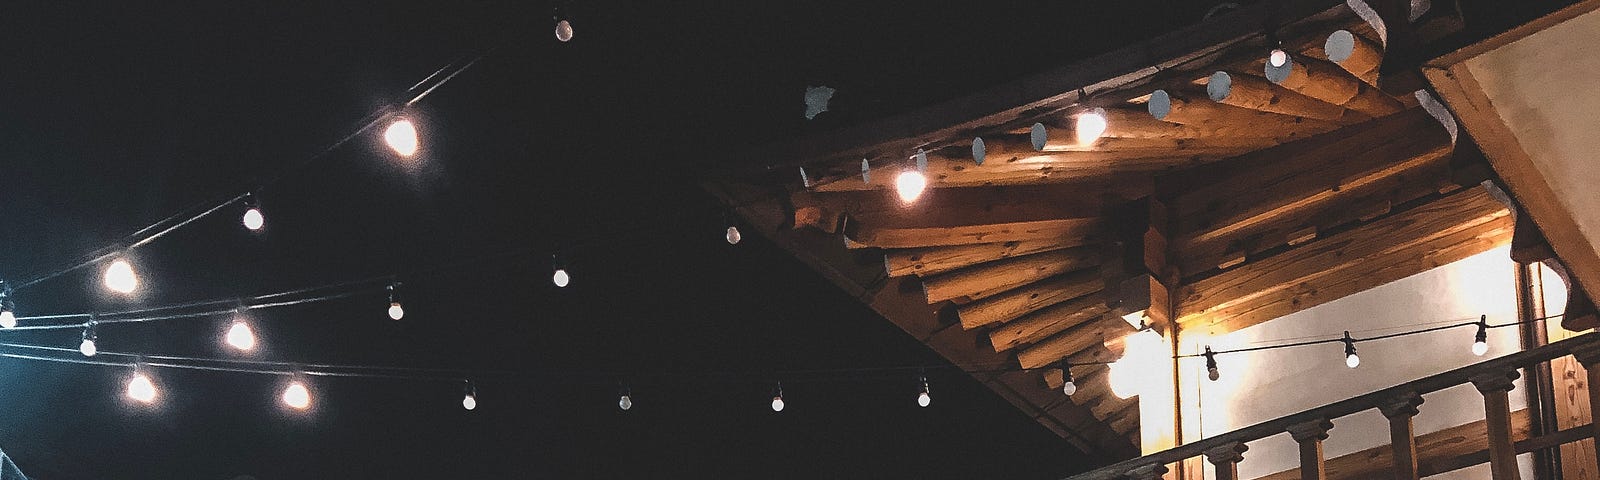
xmin=1269 ymin=48 xmax=1289 ymax=68
xmin=127 ymin=373 xmax=157 ymax=404
xmin=282 ymin=382 xmax=311 ymax=410
xmin=384 ymin=119 xmax=419 ymax=157
xmin=1342 ymin=331 xmax=1359 ymax=368
xmin=388 ymin=302 xmax=405 ymax=321
xmin=226 ymin=320 xmax=256 ymax=351
xmin=1074 ymin=108 xmax=1109 ymax=145
xmin=1472 ymin=340 xmax=1489 ymax=356
xmin=771 ymin=396 xmax=785 ymax=412
xmin=552 ymin=268 xmax=570 ymax=288
xmin=555 ymin=19 xmax=574 ymax=42
xmin=103 ymin=259 xmax=138 ymax=294
xmin=619 ymin=395 xmax=633 ymax=411
xmin=242 ymin=207 xmax=265 ymax=231
xmin=1345 ymin=352 xmax=1360 ymax=368
xmin=895 ymin=170 xmax=927 ymax=204
xmin=462 ymin=393 xmax=477 ymax=411
xmin=79 ymin=338 xmax=97 ymax=357
xmin=726 ymin=225 xmax=742 ymax=245
xmin=916 ymin=390 xmax=932 ymax=407
xmin=0 ymin=309 xmax=15 ymax=329
xmin=1061 ymin=379 xmax=1077 ymax=396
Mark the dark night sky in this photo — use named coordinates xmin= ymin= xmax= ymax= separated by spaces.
xmin=0 ymin=2 xmax=1242 ymax=478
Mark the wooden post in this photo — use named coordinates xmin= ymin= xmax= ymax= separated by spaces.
xmin=1287 ymin=419 xmax=1334 ymax=480
xmin=1378 ymin=393 xmax=1425 ymax=480
xmin=1124 ymin=463 xmax=1168 ymax=480
xmin=1472 ymin=370 xmax=1523 ymax=480
xmin=1572 ymin=343 xmax=1600 ymax=476
xmin=1204 ymin=442 xmax=1248 ymax=480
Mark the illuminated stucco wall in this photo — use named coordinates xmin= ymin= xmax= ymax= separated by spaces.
xmin=1173 ymin=247 xmax=1533 ymax=479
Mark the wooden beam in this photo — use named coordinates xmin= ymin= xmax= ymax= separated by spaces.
xmin=1018 ymin=315 xmax=1135 ymax=369
xmin=1167 ymin=108 xmax=1453 ymax=278
xmin=1205 ymin=71 xmax=1351 ymax=122
xmin=848 ymin=218 xmax=1104 ymax=249
xmin=1147 ymin=89 xmax=1341 ymax=139
xmin=885 ymin=239 xmax=1082 ymax=278
xmin=956 ymin=270 xmax=1102 ymax=330
xmin=795 ymin=183 xmax=1116 ymax=233
xmin=1253 ymin=409 xmax=1537 ymax=480
xmin=814 ymin=143 xmax=1202 ymax=191
xmin=1177 ymin=186 xmax=1512 ymax=334
xmin=1269 ymin=55 xmax=1404 ymax=117
xmin=1048 ymin=107 xmax=1295 ymax=141
xmin=1325 ymin=29 xmax=1384 ymax=84
xmin=921 ymin=248 xmax=1101 ymax=304
xmin=989 ymin=293 xmax=1109 ymax=351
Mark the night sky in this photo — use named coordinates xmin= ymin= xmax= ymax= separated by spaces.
xmin=0 ymin=2 xmax=1243 ymax=478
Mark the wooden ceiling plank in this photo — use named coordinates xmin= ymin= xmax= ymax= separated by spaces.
xmin=957 ymin=270 xmax=1103 ymax=330
xmin=989 ymin=293 xmax=1111 ymax=352
xmin=1206 ymin=71 xmax=1353 ymax=122
xmin=885 ymin=239 xmax=1080 ymax=278
xmin=1148 ymin=90 xmax=1342 ymax=139
xmin=922 ymin=248 xmax=1101 ymax=304
xmin=1018 ymin=315 xmax=1135 ymax=369
xmin=1269 ymin=55 xmax=1405 ymax=117
xmin=846 ymin=219 xmax=1104 ymax=249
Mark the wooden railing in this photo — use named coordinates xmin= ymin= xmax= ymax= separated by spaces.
xmin=1064 ymin=332 xmax=1600 ymax=480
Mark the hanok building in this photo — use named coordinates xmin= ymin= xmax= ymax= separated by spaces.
xmin=706 ymin=1 xmax=1600 ymax=479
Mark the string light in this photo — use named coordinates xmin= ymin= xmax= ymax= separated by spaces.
xmin=79 ymin=321 xmax=98 ymax=357
xmin=225 ymin=311 xmax=257 ymax=352
xmin=1060 ymin=362 xmax=1077 ymax=396
xmin=241 ymin=193 xmax=265 ymax=231
xmin=462 ymin=380 xmax=478 ymax=411
xmin=618 ymin=384 xmax=633 ymax=411
xmin=383 ymin=118 xmax=420 ymax=157
xmin=103 ymin=259 xmax=139 ymax=294
xmin=552 ymin=268 xmax=570 ymax=288
xmin=1204 ymin=346 xmax=1220 ymax=381
xmin=1269 ymin=48 xmax=1289 ymax=68
xmin=770 ymin=382 xmax=785 ymax=412
xmin=916 ymin=374 xmax=932 ymax=407
xmin=126 ymin=366 xmax=158 ymax=404
xmin=1074 ymin=107 xmax=1109 ymax=145
xmin=0 ymin=300 xmax=15 ymax=329
xmin=725 ymin=225 xmax=742 ymax=245
xmin=895 ymin=150 xmax=929 ymax=204
xmin=282 ymin=378 xmax=312 ymax=410
xmin=1342 ymin=331 xmax=1360 ymax=368
xmin=1472 ymin=315 xmax=1490 ymax=356
xmin=555 ymin=19 xmax=574 ymax=42
xmin=387 ymin=283 xmax=405 ymax=321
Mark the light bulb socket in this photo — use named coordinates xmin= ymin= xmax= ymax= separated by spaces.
xmin=464 ymin=379 xmax=477 ymax=397
xmin=772 ymin=381 xmax=783 ymax=399
xmin=1203 ymin=346 xmax=1219 ymax=381
xmin=388 ymin=281 xmax=402 ymax=303
xmin=913 ymin=149 xmax=928 ymax=173
xmin=82 ymin=320 xmax=98 ymax=341
xmin=1342 ymin=331 xmax=1357 ymax=357
xmin=1475 ymin=315 xmax=1489 ymax=343
xmin=243 ymin=192 xmax=259 ymax=209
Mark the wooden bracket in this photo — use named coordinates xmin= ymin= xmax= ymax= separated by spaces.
xmin=1103 ymin=197 xmax=1174 ymax=329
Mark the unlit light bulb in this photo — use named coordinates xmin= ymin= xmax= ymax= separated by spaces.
xmin=282 ymin=382 xmax=311 ymax=410
xmin=388 ymin=302 xmax=405 ymax=321
xmin=895 ymin=170 xmax=927 ymax=204
xmin=1062 ymin=379 xmax=1077 ymax=396
xmin=726 ymin=225 xmax=742 ymax=245
xmin=226 ymin=320 xmax=256 ymax=351
xmin=771 ymin=396 xmax=785 ymax=412
xmin=127 ymin=373 xmax=157 ymax=404
xmin=0 ymin=309 xmax=14 ymax=329
xmin=104 ymin=259 xmax=138 ymax=294
xmin=242 ymin=207 xmax=265 ymax=231
xmin=619 ymin=395 xmax=633 ymax=411
xmin=1269 ymin=48 xmax=1289 ymax=68
xmin=384 ymin=119 xmax=419 ymax=157
xmin=552 ymin=268 xmax=570 ymax=288
xmin=1075 ymin=108 xmax=1109 ymax=145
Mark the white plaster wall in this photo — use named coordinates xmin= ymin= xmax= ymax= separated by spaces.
xmin=1177 ymin=247 xmax=1533 ymax=479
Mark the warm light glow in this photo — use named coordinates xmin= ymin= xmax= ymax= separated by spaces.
xmin=1061 ymin=379 xmax=1077 ymax=396
xmin=1472 ymin=340 xmax=1489 ymax=356
xmin=1345 ymin=352 xmax=1361 ymax=369
xmin=895 ymin=170 xmax=927 ymax=204
xmin=555 ymin=19 xmax=574 ymax=42
xmin=384 ymin=119 xmax=420 ymax=157
xmin=770 ymin=396 xmax=785 ymax=412
xmin=462 ymin=394 xmax=477 ymax=411
xmin=1269 ymin=48 xmax=1289 ymax=68
xmin=282 ymin=382 xmax=311 ymax=410
xmin=1108 ymin=359 xmax=1137 ymax=399
xmin=0 ymin=310 xmax=14 ymax=329
xmin=1109 ymin=328 xmax=1167 ymax=399
xmin=388 ymin=302 xmax=405 ymax=321
xmin=917 ymin=391 xmax=931 ymax=408
xmin=552 ymin=268 xmax=570 ymax=288
xmin=79 ymin=338 xmax=97 ymax=357
xmin=725 ymin=225 xmax=742 ymax=245
xmin=1121 ymin=310 xmax=1147 ymax=329
xmin=127 ymin=373 xmax=157 ymax=404
xmin=226 ymin=320 xmax=256 ymax=351
xmin=1074 ymin=108 xmax=1109 ymax=145
xmin=242 ymin=207 xmax=265 ymax=231
xmin=103 ymin=259 xmax=139 ymax=294
xmin=619 ymin=395 xmax=633 ymax=411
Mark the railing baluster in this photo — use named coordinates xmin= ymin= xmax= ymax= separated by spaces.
xmin=1287 ymin=419 xmax=1333 ymax=480
xmin=1472 ymin=370 xmax=1523 ymax=480
xmin=1378 ymin=393 xmax=1424 ymax=480
xmin=1204 ymin=442 xmax=1248 ymax=480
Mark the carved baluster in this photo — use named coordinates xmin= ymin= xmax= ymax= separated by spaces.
xmin=1377 ymin=393 xmax=1424 ymax=480
xmin=1472 ymin=370 xmax=1522 ymax=480
xmin=1287 ymin=419 xmax=1334 ymax=480
xmin=1204 ymin=442 xmax=1248 ymax=480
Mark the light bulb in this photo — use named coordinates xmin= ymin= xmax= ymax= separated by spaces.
xmin=127 ymin=373 xmax=157 ymax=404
xmin=462 ymin=393 xmax=477 ymax=411
xmin=1342 ymin=331 xmax=1359 ymax=368
xmin=1061 ymin=380 xmax=1077 ymax=396
xmin=242 ymin=207 xmax=265 ymax=231
xmin=895 ymin=170 xmax=927 ymax=204
xmin=103 ymin=259 xmax=138 ymax=294
xmin=1208 ymin=367 xmax=1221 ymax=382
xmin=1269 ymin=48 xmax=1289 ymax=68
xmin=1472 ymin=340 xmax=1489 ymax=356
xmin=388 ymin=302 xmax=405 ymax=321
xmin=384 ymin=119 xmax=419 ymax=157
xmin=79 ymin=338 xmax=97 ymax=357
xmin=917 ymin=391 xmax=931 ymax=407
xmin=1204 ymin=347 xmax=1220 ymax=381
xmin=552 ymin=268 xmax=570 ymax=288
xmin=1074 ymin=108 xmax=1109 ymax=145
xmin=771 ymin=396 xmax=785 ymax=412
xmin=226 ymin=320 xmax=256 ymax=351
xmin=1473 ymin=318 xmax=1489 ymax=356
xmin=619 ymin=395 xmax=633 ymax=411
xmin=0 ymin=309 xmax=15 ymax=329
xmin=555 ymin=19 xmax=574 ymax=42
xmin=1345 ymin=352 xmax=1361 ymax=368
xmin=726 ymin=225 xmax=742 ymax=245
xmin=282 ymin=382 xmax=311 ymax=410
